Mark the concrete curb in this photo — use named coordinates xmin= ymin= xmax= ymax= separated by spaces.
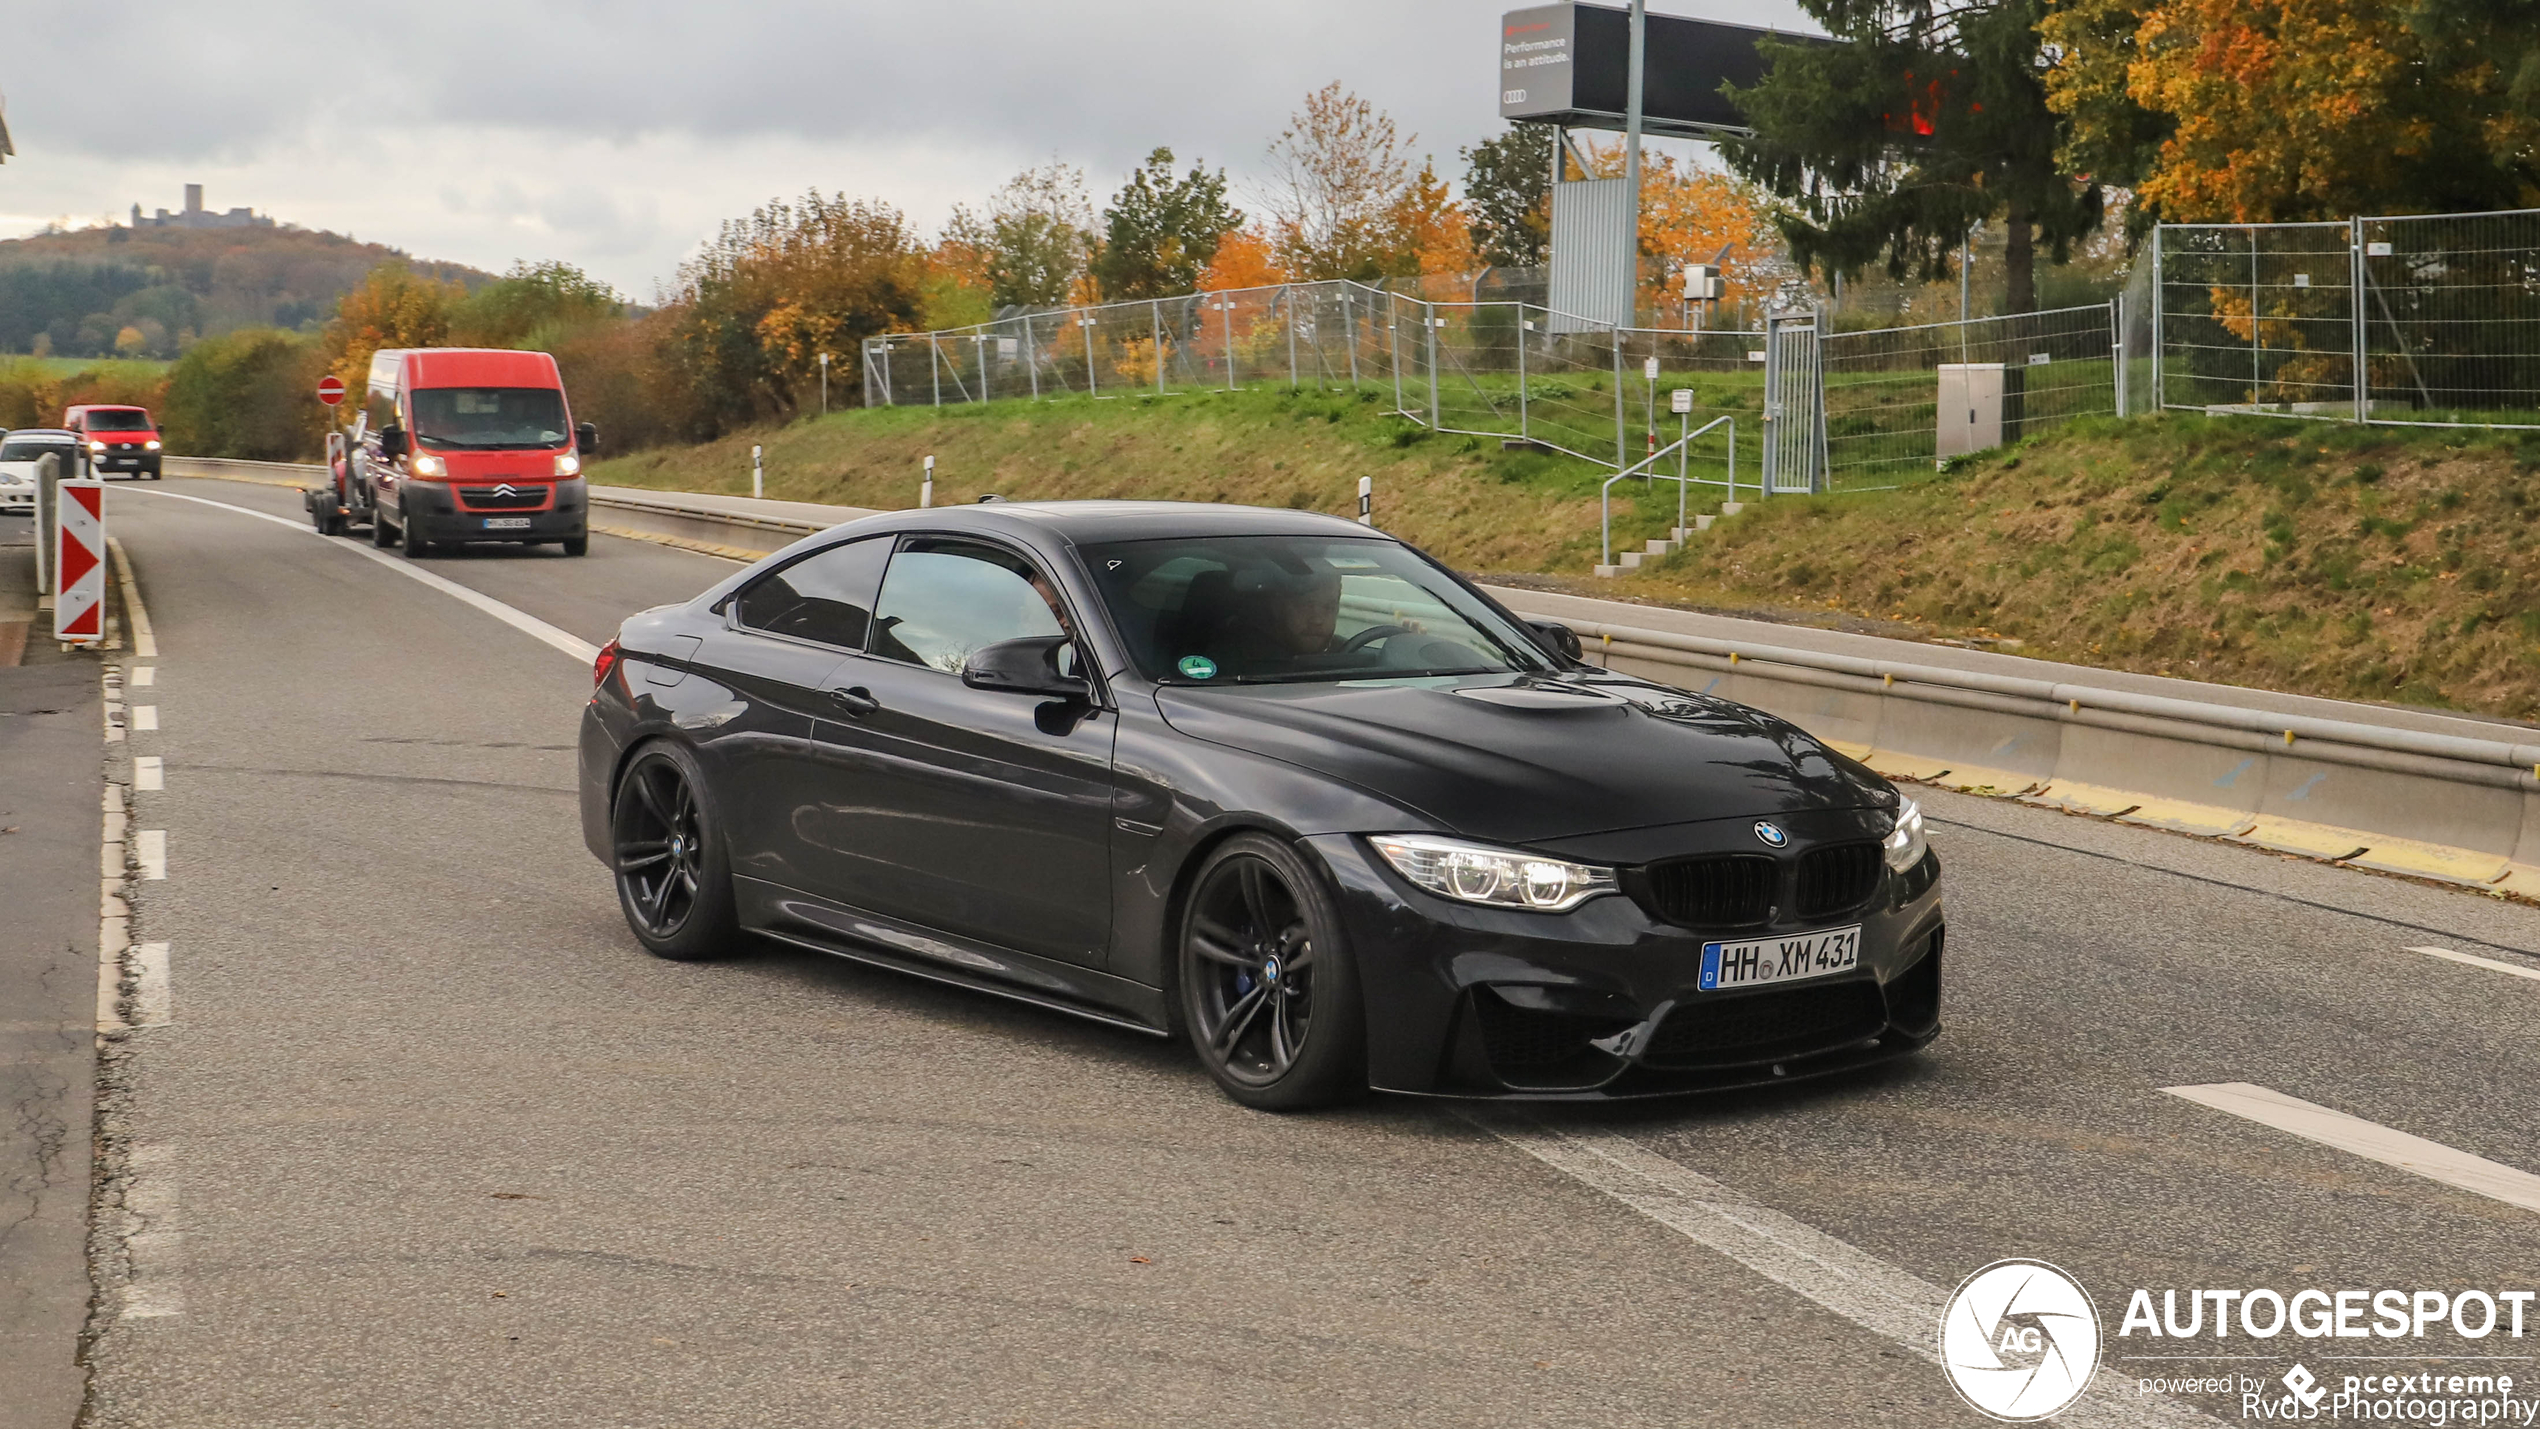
xmin=160 ymin=455 xmax=2539 ymax=897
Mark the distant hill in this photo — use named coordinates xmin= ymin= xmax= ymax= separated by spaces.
xmin=0 ymin=224 xmax=494 ymax=360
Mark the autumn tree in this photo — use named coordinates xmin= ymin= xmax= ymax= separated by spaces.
xmin=659 ymin=191 xmax=923 ymax=436
xmin=451 ymin=260 xmax=622 ymax=347
xmin=958 ymin=162 xmax=1096 ymax=309
xmin=1196 ymin=228 xmax=1288 ymax=291
xmin=318 ymin=262 xmax=463 ymax=398
xmin=1091 ymin=148 xmax=1244 ymax=300
xmin=1380 ymin=160 xmax=1476 ymax=278
xmin=1263 ymin=84 xmax=1417 ymax=280
xmin=1461 ymin=125 xmax=1555 ymax=268
xmin=2044 ymin=0 xmax=2540 ymax=224
xmin=1723 ymin=0 xmax=2103 ymax=315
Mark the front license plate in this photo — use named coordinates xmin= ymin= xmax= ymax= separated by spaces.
xmin=482 ymin=517 xmax=531 ymax=530
xmin=1699 ymin=925 xmax=1862 ymax=991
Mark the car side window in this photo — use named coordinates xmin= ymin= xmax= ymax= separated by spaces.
xmin=869 ymin=538 xmax=1067 ymax=675
xmin=733 ymin=536 xmax=892 ymax=650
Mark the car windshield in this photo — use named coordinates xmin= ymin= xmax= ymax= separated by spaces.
xmin=1081 ymin=533 xmax=1551 ymax=685
xmin=408 ymin=387 xmax=569 ymax=450
xmin=0 ymin=436 xmax=78 ymax=462
xmin=82 ymin=410 xmax=153 ymax=432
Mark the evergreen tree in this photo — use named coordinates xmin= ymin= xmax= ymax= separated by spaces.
xmin=1091 ymin=149 xmax=1243 ymax=301
xmin=1461 ymin=125 xmax=1554 ymax=268
xmin=1722 ymin=0 xmax=2103 ymax=314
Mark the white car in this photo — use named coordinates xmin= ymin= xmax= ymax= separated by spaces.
xmin=0 ymin=429 xmax=83 ymax=516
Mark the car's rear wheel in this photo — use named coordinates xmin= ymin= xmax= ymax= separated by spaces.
xmin=370 ymin=510 xmax=395 ymax=548
xmin=1178 ymin=835 xmax=1365 ymax=1110
xmin=610 ymin=743 xmax=738 ymax=961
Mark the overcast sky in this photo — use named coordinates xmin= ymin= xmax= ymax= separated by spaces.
xmin=1 ymin=0 xmax=1817 ymax=298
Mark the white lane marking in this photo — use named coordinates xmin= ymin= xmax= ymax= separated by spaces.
xmin=2166 ymin=1083 xmax=2540 ymax=1215
xmin=132 ymin=942 xmax=171 ymax=1027
xmin=1462 ymin=1110 xmax=2214 ymax=1427
xmin=124 ymin=488 xmax=598 ymax=664
xmin=118 ymin=1144 xmax=184 ymax=1320
xmin=2404 ymin=944 xmax=2540 ymax=985
xmin=134 ymin=756 xmax=163 ymax=791
xmin=132 ymin=705 xmax=157 ymax=731
xmin=135 ymin=829 xmax=166 ymax=881
xmin=108 ymin=536 xmax=157 ymax=658
xmin=99 ymin=693 xmax=130 ymax=1034
xmin=131 ymin=666 xmax=155 ymax=687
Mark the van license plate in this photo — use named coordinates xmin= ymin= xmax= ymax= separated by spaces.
xmin=482 ymin=517 xmax=531 ymax=530
xmin=1698 ymin=925 xmax=1861 ymax=991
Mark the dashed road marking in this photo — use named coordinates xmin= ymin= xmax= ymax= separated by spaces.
xmin=2166 ymin=1083 xmax=2540 ymax=1215
xmin=133 ymin=942 xmax=171 ymax=1028
xmin=118 ymin=1144 xmax=184 ymax=1320
xmin=109 ymin=535 xmax=157 ymax=658
xmin=1462 ymin=1110 xmax=2214 ymax=1427
xmin=131 ymin=704 xmax=157 ymax=731
xmin=134 ymin=756 xmax=163 ymax=791
xmin=2404 ymin=944 xmax=2540 ymax=985
xmin=135 ymin=829 xmax=166 ymax=881
xmin=126 ymin=487 xmax=598 ymax=663
xmin=131 ymin=666 xmax=155 ymax=687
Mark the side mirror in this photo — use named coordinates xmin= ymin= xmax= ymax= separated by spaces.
xmin=576 ymin=421 xmax=599 ymax=454
xmin=962 ymin=635 xmax=1089 ymax=700
xmin=379 ymin=425 xmax=408 ymax=459
xmin=1527 ymin=619 xmax=1585 ymax=663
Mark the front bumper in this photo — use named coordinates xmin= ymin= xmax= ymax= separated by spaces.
xmin=400 ymin=477 xmax=587 ymax=544
xmin=1305 ymin=810 xmax=1945 ymax=1099
xmin=90 ymin=449 xmax=159 ymax=477
xmin=0 ymin=488 xmax=30 ymax=515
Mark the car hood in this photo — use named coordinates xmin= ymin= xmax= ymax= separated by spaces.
xmin=1154 ymin=672 xmax=1890 ymax=844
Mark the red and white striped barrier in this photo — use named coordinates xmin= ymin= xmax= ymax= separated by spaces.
xmin=54 ymin=477 xmax=106 ymax=644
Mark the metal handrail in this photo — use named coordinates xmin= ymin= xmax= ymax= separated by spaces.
xmin=1600 ymin=415 xmax=1735 ymax=569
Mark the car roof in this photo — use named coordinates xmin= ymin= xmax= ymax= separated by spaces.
xmin=863 ymin=500 xmax=1386 ymax=546
xmin=4 ymin=428 xmax=78 ymax=440
xmin=401 ymin=348 xmax=563 ymax=388
xmin=67 ymin=404 xmax=147 ymax=413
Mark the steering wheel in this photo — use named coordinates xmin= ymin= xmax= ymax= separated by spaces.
xmin=1340 ymin=623 xmax=1414 ymax=654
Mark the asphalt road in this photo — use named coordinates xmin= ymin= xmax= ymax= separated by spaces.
xmin=68 ymin=474 xmax=2540 ymax=1427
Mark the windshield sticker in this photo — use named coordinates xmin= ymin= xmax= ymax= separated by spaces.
xmin=1178 ymin=655 xmax=1219 ymax=680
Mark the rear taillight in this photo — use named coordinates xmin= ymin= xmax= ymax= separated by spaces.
xmin=593 ymin=638 xmax=621 ymax=688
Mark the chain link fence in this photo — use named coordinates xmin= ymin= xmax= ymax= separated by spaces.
xmin=2147 ymin=208 xmax=2540 ymax=428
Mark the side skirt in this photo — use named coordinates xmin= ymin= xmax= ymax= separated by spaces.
xmin=736 ymin=876 xmax=1171 ymax=1038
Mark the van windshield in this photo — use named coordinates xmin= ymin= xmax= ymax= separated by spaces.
xmin=82 ymin=410 xmax=153 ymax=431
xmin=409 ymin=387 xmax=569 ymax=450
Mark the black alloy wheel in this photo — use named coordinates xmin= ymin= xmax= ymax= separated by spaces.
xmin=610 ymin=744 xmax=738 ymax=961
xmin=1178 ymin=834 xmax=1364 ymax=1110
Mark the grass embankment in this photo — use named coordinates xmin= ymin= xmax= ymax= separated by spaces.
xmin=593 ymin=392 xmax=2540 ymax=722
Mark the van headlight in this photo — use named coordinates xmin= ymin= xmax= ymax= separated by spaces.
xmin=1369 ymin=834 xmax=1617 ymax=911
xmin=554 ymin=452 xmax=581 ymax=476
xmin=145 ymin=439 xmax=161 ymax=451
xmin=88 ymin=440 xmax=106 ymax=453
xmin=1883 ymin=797 xmax=1928 ymax=873
xmin=411 ymin=454 xmax=447 ymax=478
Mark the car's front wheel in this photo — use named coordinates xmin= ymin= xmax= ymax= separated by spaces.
xmin=1178 ymin=834 xmax=1365 ymax=1110
xmin=611 ymin=742 xmax=739 ymax=961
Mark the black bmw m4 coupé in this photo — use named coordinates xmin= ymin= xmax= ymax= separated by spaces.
xmin=579 ymin=502 xmax=1944 ymax=1109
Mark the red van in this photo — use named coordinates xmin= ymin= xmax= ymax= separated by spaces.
xmin=346 ymin=348 xmax=596 ymax=557
xmin=61 ymin=404 xmax=163 ymax=480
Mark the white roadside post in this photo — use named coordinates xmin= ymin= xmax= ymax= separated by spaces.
xmin=818 ymin=352 xmax=830 ymax=416
xmin=31 ymin=452 xmax=56 ymax=609
xmin=751 ymin=444 xmax=764 ymax=500
xmin=1671 ymin=386 xmax=1694 ymax=538
xmin=922 ymin=455 xmax=935 ymax=509
xmin=1356 ymin=475 xmax=1372 ymax=527
xmin=54 ymin=470 xmax=106 ymax=646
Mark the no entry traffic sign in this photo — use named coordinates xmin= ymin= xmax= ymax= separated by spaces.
xmin=317 ymin=374 xmax=346 ymax=406
xmin=54 ymin=478 xmax=105 ymax=644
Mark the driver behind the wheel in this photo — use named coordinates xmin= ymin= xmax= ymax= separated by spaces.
xmin=1212 ymin=561 xmax=1345 ymax=667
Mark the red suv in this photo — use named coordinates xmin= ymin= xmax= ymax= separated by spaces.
xmin=62 ymin=404 xmax=163 ymax=480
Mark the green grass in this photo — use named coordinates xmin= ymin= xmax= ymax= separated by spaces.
xmin=0 ymin=356 xmax=174 ymax=381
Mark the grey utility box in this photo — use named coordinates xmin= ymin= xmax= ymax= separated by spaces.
xmin=1936 ymin=363 xmax=2005 ymax=459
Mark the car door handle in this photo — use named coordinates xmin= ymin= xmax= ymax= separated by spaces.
xmin=826 ymin=685 xmax=880 ymax=718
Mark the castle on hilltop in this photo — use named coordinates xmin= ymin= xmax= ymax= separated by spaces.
xmin=131 ymin=185 xmax=273 ymax=231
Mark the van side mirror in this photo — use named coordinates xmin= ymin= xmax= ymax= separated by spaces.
xmin=1527 ymin=619 xmax=1584 ymax=663
xmin=962 ymin=635 xmax=1089 ymax=700
xmin=379 ymin=426 xmax=408 ymax=459
xmin=576 ymin=422 xmax=599 ymax=454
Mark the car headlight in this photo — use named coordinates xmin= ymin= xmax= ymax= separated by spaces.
xmin=554 ymin=452 xmax=581 ymax=476
xmin=145 ymin=439 xmax=161 ymax=451
xmin=1883 ymin=797 xmax=1928 ymax=873
xmin=1368 ymin=833 xmax=1617 ymax=912
xmin=88 ymin=440 xmax=106 ymax=453
xmin=411 ymin=454 xmax=447 ymax=478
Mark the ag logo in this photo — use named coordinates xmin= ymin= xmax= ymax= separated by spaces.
xmin=1939 ymin=1259 xmax=2102 ymax=1422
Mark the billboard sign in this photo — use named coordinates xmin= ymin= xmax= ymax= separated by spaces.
xmin=1499 ymin=2 xmax=1824 ymax=139
xmin=1499 ymin=5 xmax=1579 ymax=122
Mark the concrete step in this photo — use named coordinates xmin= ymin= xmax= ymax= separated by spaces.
xmin=1619 ymin=551 xmax=1647 ymax=570
xmin=1643 ymin=539 xmax=1676 ymax=556
xmin=1592 ymin=563 xmax=1625 ymax=578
